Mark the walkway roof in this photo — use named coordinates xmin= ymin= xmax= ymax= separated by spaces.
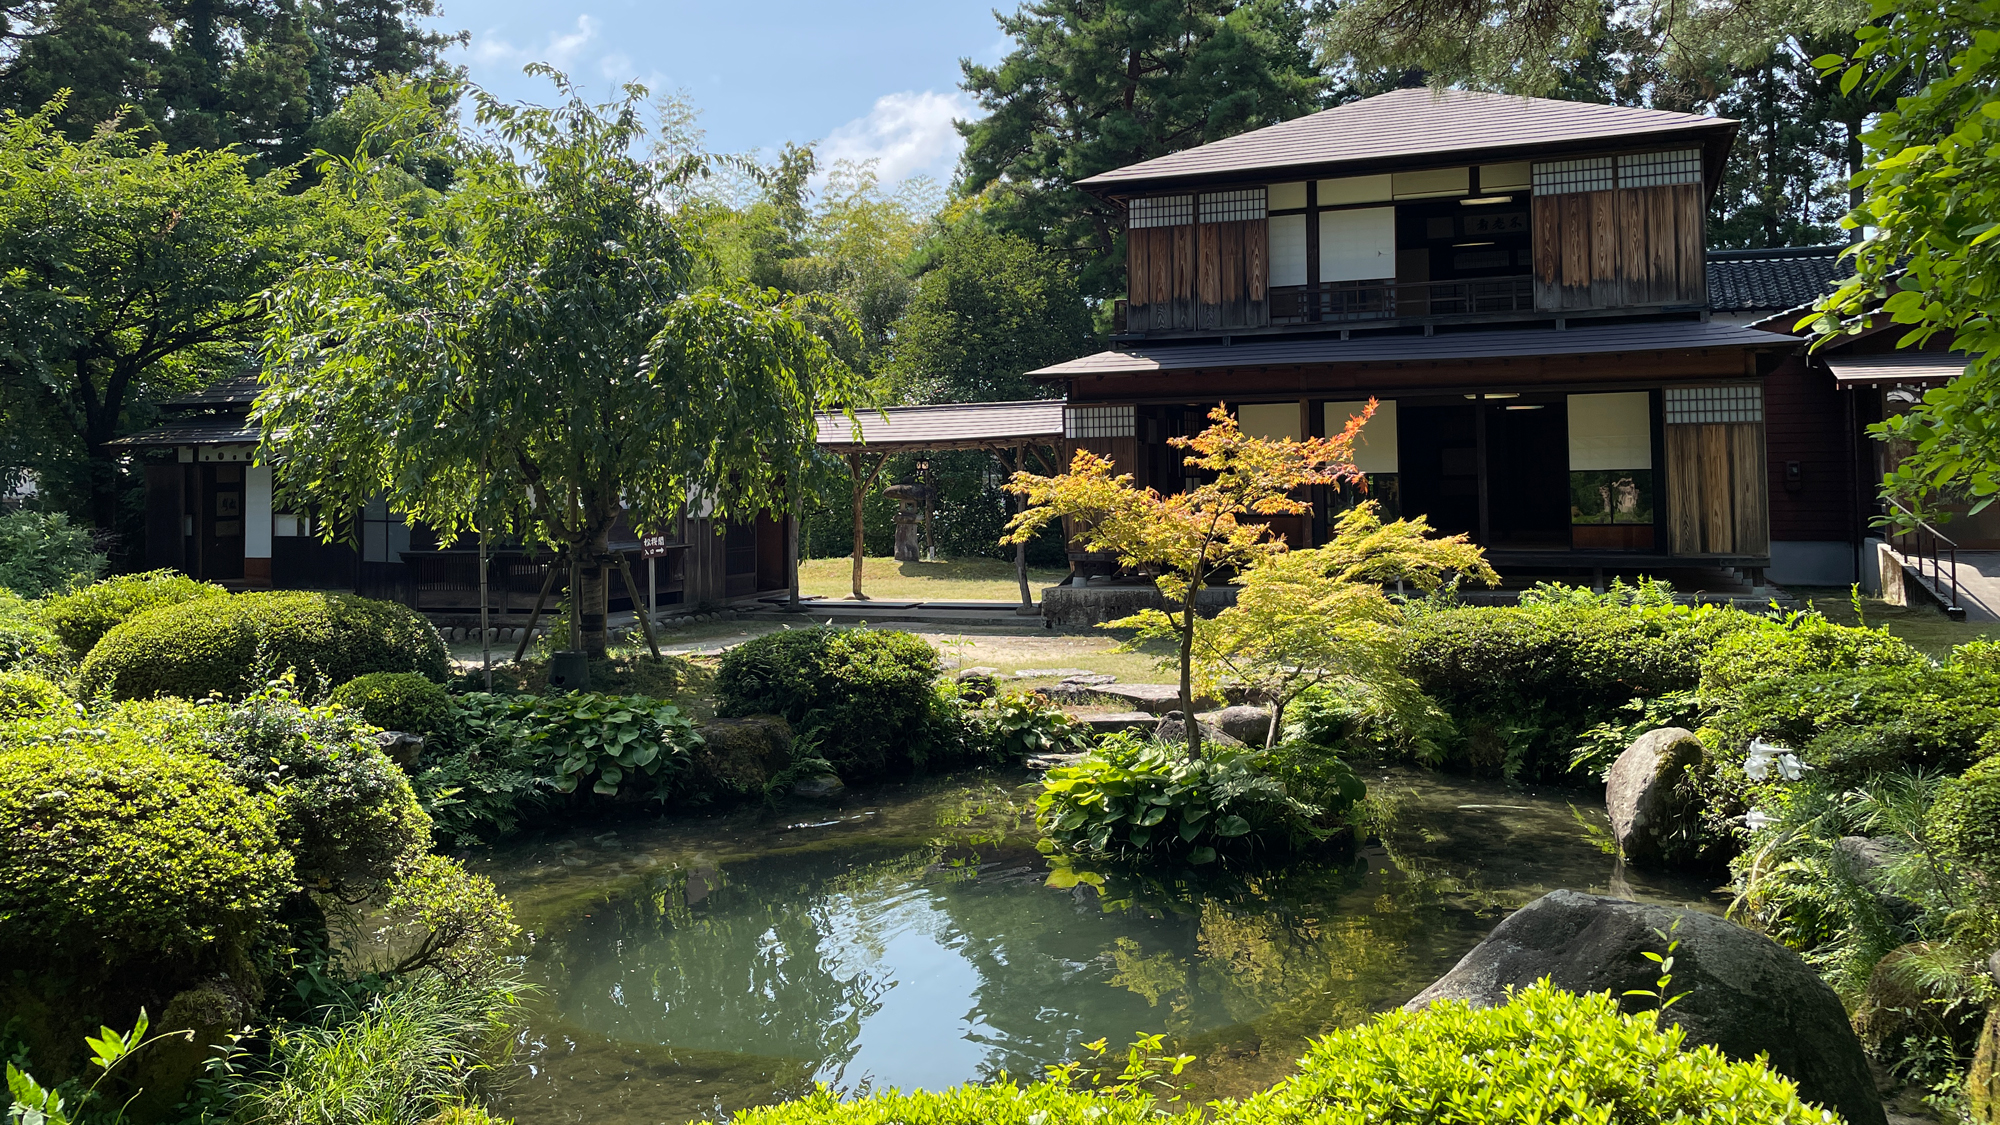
xmin=815 ymin=400 xmax=1065 ymax=454
xmin=1030 ymin=319 xmax=1795 ymax=380
xmin=1825 ymin=351 xmax=1972 ymax=386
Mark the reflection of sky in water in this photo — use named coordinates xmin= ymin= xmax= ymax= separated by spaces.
xmin=510 ymin=770 xmax=1729 ymax=1122
xmin=814 ymin=885 xmax=992 ymax=1090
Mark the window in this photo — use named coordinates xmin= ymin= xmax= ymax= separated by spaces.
xmin=1326 ymin=400 xmax=1399 ymax=474
xmin=1567 ymin=393 xmax=1652 ymax=469
xmin=1616 ymin=149 xmax=1703 ymax=188
xmin=1065 ymin=404 xmax=1136 ymax=439
xmin=1532 ymin=157 xmax=1614 ymax=196
xmin=1665 ymin=385 xmax=1762 ymax=424
xmin=1235 ymin=403 xmax=1299 ymax=441
xmin=1269 ymin=214 xmax=1308 ymax=287
xmin=1198 ymin=188 xmax=1265 ymax=223
xmin=1128 ymin=195 xmax=1194 ymax=229
xmin=1534 ymin=149 xmax=1703 ymax=195
xmin=1319 ymin=207 xmax=1395 ymax=282
xmin=1268 ymin=181 xmax=1307 ymax=210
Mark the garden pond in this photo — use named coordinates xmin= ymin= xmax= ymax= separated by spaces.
xmin=476 ymin=767 xmax=1725 ymax=1125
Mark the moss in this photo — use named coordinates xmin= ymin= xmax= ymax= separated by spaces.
xmin=330 ymin=671 xmax=454 ymax=734
xmin=79 ymin=590 xmax=448 ymax=701
xmin=34 ymin=569 xmax=227 ymax=661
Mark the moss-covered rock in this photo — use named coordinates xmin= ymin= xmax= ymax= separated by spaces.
xmin=80 ymin=591 xmax=448 ymax=701
xmin=1971 ymin=1004 xmax=2000 ymax=1124
xmin=690 ymin=715 xmax=794 ymax=795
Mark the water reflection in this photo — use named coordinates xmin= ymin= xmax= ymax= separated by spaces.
xmin=481 ymin=768 xmax=1721 ymax=1125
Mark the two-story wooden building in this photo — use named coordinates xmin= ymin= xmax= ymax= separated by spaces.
xmin=1031 ymin=88 xmax=1804 ymax=583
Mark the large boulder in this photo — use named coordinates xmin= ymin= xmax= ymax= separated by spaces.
xmin=1854 ymin=942 xmax=1988 ymax=1057
xmin=1202 ymin=705 xmax=1276 ymax=747
xmin=1972 ymin=1004 xmax=2000 ymax=1124
xmin=689 ymin=715 xmax=794 ymax=796
xmin=1405 ymin=889 xmax=1886 ymax=1125
xmin=1605 ymin=727 xmax=1705 ymax=867
xmin=1153 ymin=713 xmax=1244 ymax=750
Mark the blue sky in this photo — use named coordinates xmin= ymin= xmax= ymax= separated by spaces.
xmin=434 ymin=0 xmax=1011 ymax=187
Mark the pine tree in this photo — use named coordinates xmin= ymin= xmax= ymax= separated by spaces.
xmin=957 ymin=0 xmax=1326 ymax=299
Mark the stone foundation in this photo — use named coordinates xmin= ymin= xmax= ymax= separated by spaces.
xmin=1041 ymin=583 xmax=1237 ymax=628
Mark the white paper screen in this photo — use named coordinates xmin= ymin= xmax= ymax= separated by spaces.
xmin=1567 ymin=392 xmax=1652 ymax=470
xmin=1237 ymin=403 xmax=1301 ymax=442
xmin=1319 ymin=208 xmax=1395 ymax=283
xmin=1268 ymin=214 xmax=1308 ymax=287
xmin=1325 ymin=400 xmax=1399 ymax=474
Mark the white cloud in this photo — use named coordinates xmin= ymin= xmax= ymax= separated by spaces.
xmin=465 ymin=14 xmax=599 ymax=72
xmin=819 ymin=89 xmax=976 ymax=186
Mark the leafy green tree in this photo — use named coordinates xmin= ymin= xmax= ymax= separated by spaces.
xmin=1809 ymin=0 xmax=2000 ymax=520
xmin=259 ymin=73 xmax=863 ymax=656
xmin=0 ymin=93 xmax=309 ymax=527
xmin=885 ymin=225 xmax=1093 ymax=404
xmin=958 ymin=0 xmax=1326 ymax=299
xmin=0 ymin=0 xmax=462 ymax=163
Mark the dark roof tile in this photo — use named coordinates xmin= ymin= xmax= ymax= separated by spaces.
xmin=1706 ymin=245 xmax=1850 ymax=312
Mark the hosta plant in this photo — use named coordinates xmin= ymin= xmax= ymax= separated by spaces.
xmin=513 ymin=693 xmax=699 ymax=798
xmin=973 ymin=689 xmax=1092 ymax=760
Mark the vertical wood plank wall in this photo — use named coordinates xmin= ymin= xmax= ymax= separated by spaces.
xmin=1126 ymin=221 xmax=1269 ymax=331
xmin=1533 ymin=184 xmax=1706 ymax=311
xmin=1666 ymin=421 xmax=1770 ymax=555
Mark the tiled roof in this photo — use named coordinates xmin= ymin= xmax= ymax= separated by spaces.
xmin=1825 ymin=351 xmax=1971 ymax=386
xmin=816 ymin=399 xmax=1066 ymax=452
xmin=1076 ymin=88 xmax=1736 ymax=190
xmin=160 ymin=374 xmax=260 ymax=408
xmin=111 ymin=417 xmax=263 ymax=447
xmin=1707 ymin=245 xmax=1850 ymax=313
xmin=1030 ymin=319 xmax=1793 ymax=378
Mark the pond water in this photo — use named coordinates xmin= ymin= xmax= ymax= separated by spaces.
xmin=475 ymin=767 xmax=1725 ymax=1125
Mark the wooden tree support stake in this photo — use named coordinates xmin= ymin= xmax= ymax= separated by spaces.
xmin=614 ymin=551 xmax=663 ymax=659
xmin=511 ymin=556 xmax=561 ymax=664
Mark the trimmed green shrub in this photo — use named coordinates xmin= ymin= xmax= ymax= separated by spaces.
xmin=1929 ymin=755 xmax=2000 ymax=874
xmin=331 ymin=672 xmax=455 ymax=735
xmin=1229 ymin=981 xmax=1832 ymax=1124
xmin=1399 ymin=596 xmax=1760 ymax=779
xmin=734 ymin=982 xmax=1829 ymax=1125
xmin=204 ymin=685 xmax=432 ymax=895
xmin=1699 ymin=613 xmax=1928 ymax=698
xmin=0 ymin=740 xmax=294 ymax=974
xmin=1705 ymin=663 xmax=2000 ymax=784
xmin=0 ymin=589 xmax=62 ymax=672
xmin=714 ymin=626 xmax=943 ymax=776
xmin=0 ymin=510 xmax=103 ymax=597
xmin=0 ymin=671 xmax=69 ymax=719
xmin=35 ymin=569 xmax=227 ymax=659
xmin=79 ymin=591 xmax=449 ymax=701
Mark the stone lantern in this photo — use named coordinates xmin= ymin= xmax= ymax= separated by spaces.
xmin=882 ymin=482 xmax=932 ymax=562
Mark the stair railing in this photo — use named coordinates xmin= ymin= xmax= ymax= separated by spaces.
xmin=1882 ymin=496 xmax=1963 ymax=618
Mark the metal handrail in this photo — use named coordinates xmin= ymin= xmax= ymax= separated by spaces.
xmin=1882 ymin=496 xmax=1962 ymax=616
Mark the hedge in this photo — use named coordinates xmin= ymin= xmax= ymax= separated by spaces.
xmin=714 ymin=626 xmax=944 ymax=777
xmin=35 ymin=569 xmax=227 ymax=660
xmin=0 ymin=740 xmax=294 ymax=974
xmin=734 ymin=983 xmax=1830 ymax=1125
xmin=1706 ymin=663 xmax=2000 ymax=783
xmin=1929 ymin=754 xmax=2000 ymax=874
xmin=79 ymin=591 xmax=449 ymax=701
xmin=329 ymin=671 xmax=455 ymax=735
xmin=0 ymin=671 xmax=68 ymax=720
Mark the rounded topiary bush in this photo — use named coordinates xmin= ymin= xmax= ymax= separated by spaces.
xmin=36 ymin=569 xmax=227 ymax=660
xmin=1929 ymin=755 xmax=2000 ymax=874
xmin=329 ymin=671 xmax=454 ymax=735
xmin=715 ymin=626 xmax=941 ymax=777
xmin=0 ymin=741 xmax=294 ymax=974
xmin=1233 ymin=981 xmax=1831 ymax=1124
xmin=0 ymin=671 xmax=70 ymax=720
xmin=79 ymin=591 xmax=448 ymax=701
xmin=206 ymin=687 xmax=432 ymax=894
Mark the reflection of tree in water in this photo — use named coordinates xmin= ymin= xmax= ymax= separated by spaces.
xmin=530 ymin=847 xmax=913 ymax=1077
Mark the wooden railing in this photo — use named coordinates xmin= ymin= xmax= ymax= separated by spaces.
xmin=1270 ymin=276 xmax=1535 ymax=325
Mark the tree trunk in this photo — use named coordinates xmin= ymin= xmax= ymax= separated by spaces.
xmin=1179 ymin=594 xmax=1201 ymax=758
xmin=849 ymin=453 xmax=868 ymax=600
xmin=579 ymin=528 xmax=611 ymax=657
xmin=1266 ymin=700 xmax=1282 ymax=750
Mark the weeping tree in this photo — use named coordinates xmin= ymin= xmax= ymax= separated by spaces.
xmin=261 ymin=71 xmax=860 ymax=656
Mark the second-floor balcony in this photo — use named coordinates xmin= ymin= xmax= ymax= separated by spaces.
xmin=1113 ymin=274 xmax=1538 ymax=335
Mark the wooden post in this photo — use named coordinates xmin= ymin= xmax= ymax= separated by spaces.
xmin=847 ymin=452 xmax=887 ymax=601
xmin=1012 ymin=445 xmax=1031 ymax=607
xmin=510 ymin=555 xmax=560 ymax=664
xmin=478 ymin=529 xmax=491 ymax=691
xmin=787 ymin=489 xmax=802 ymax=608
xmin=614 ymin=551 xmax=662 ymax=658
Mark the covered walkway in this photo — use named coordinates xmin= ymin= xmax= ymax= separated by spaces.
xmin=814 ymin=399 xmax=1065 ymax=605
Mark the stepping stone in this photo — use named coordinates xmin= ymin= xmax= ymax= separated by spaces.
xmin=1014 ymin=667 xmax=1099 ymax=678
xmin=1024 ymin=751 xmax=1091 ymax=771
xmin=1082 ymin=711 xmax=1157 ymax=734
xmin=1057 ymin=673 xmax=1117 ymax=686
xmin=1089 ymin=683 xmax=1187 ymax=713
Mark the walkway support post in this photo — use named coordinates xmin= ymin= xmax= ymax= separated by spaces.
xmin=847 ymin=452 xmax=887 ymax=601
xmin=1012 ymin=444 xmax=1031 ymax=607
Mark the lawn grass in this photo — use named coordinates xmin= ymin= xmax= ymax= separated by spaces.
xmin=796 ymin=556 xmax=1070 ymax=602
xmin=1788 ymin=586 xmax=1998 ymax=657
